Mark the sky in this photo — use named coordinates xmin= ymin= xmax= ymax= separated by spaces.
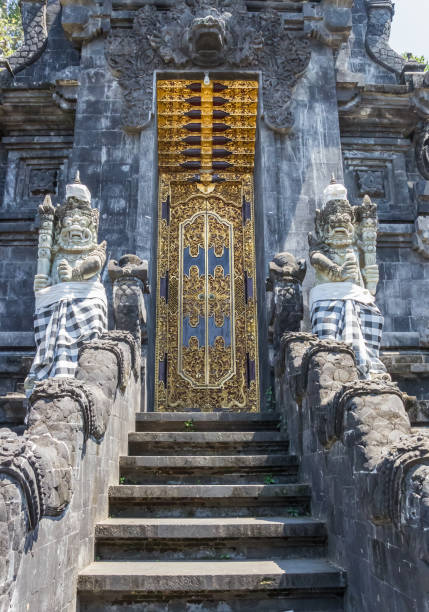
xmin=390 ymin=0 xmax=429 ymax=58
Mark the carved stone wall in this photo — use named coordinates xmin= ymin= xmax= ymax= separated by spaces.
xmin=0 ymin=0 xmax=428 ymax=398
xmin=104 ymin=2 xmax=312 ymax=134
xmin=337 ymin=0 xmax=401 ymax=84
xmin=0 ymin=0 xmax=80 ymax=373
xmin=0 ymin=332 xmax=139 ymax=611
xmin=0 ymin=0 xmax=80 ymax=87
xmin=278 ymin=333 xmax=429 ymax=612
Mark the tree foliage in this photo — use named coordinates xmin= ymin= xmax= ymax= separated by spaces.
xmin=403 ymin=53 xmax=429 ymax=72
xmin=0 ymin=0 xmax=23 ymax=57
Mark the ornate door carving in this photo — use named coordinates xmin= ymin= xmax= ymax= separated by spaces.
xmin=155 ymin=80 xmax=259 ymax=411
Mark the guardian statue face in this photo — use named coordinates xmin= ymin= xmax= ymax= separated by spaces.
xmin=53 ymin=181 xmax=99 ymax=254
xmin=57 ymin=208 xmax=95 ymax=252
xmin=318 ymin=201 xmax=355 ymax=248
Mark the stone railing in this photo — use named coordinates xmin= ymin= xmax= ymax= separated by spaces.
xmin=0 ymin=331 xmax=140 ymax=612
xmin=278 ymin=332 xmax=429 ymax=611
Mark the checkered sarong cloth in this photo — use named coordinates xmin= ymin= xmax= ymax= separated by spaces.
xmin=311 ymin=299 xmax=386 ymax=377
xmin=28 ymin=297 xmax=107 ymax=382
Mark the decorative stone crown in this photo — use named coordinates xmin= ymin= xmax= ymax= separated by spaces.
xmin=54 ymin=172 xmax=99 ymax=230
xmin=322 ymin=176 xmax=348 ymax=205
xmin=65 ymin=172 xmax=91 ymax=204
xmin=355 ymin=194 xmax=377 ymax=222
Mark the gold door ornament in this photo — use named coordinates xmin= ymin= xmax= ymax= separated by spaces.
xmin=155 ymin=79 xmax=259 ymax=411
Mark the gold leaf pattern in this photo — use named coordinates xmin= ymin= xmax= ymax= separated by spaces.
xmin=154 ymin=80 xmax=259 ymax=412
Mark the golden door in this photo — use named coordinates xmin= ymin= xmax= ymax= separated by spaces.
xmin=155 ymin=80 xmax=259 ymax=411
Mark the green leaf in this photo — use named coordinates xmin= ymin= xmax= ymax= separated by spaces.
xmin=0 ymin=0 xmax=24 ymax=57
xmin=402 ymin=53 xmax=429 ymax=72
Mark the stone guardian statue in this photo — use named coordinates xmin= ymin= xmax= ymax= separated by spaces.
xmin=24 ymin=173 xmax=107 ymax=395
xmin=308 ymin=178 xmax=388 ymax=379
xmin=266 ymin=252 xmax=307 ymax=348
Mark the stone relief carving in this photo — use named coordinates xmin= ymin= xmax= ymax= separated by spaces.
xmin=413 ymin=215 xmax=429 ymax=259
xmin=374 ymin=434 xmax=429 ymax=527
xmin=28 ymin=168 xmax=58 ymax=197
xmin=29 ymin=377 xmax=103 ymax=441
xmin=266 ymin=252 xmax=307 ymax=349
xmin=415 ymin=120 xmax=429 ymax=181
xmin=285 ymin=334 xmax=429 ymax=537
xmin=0 ymin=334 xmax=138 ymax=609
xmin=108 ymin=255 xmax=150 ymax=344
xmin=301 ymin=339 xmax=356 ymax=392
xmin=365 ymin=0 xmax=405 ymax=76
xmin=105 ymin=1 xmax=312 ymax=134
xmin=99 ymin=330 xmax=140 ymax=380
xmin=0 ymin=0 xmax=48 ymax=85
xmin=356 ymin=169 xmax=385 ymax=198
xmin=332 ymin=378 xmax=405 ymax=443
xmin=308 ymin=179 xmax=388 ymax=378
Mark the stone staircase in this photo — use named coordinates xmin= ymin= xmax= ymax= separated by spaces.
xmin=77 ymin=411 xmax=346 ymax=611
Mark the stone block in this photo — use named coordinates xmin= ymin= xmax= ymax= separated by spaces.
xmin=381 ymin=332 xmax=420 ymax=348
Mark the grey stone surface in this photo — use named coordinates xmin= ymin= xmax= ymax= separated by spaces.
xmin=108 ymin=483 xmax=310 ymax=500
xmin=1 ymin=0 xmax=427 ymax=403
xmin=77 ymin=399 xmax=344 ymax=610
xmin=94 ymin=516 xmax=326 ymax=544
xmin=136 ymin=410 xmax=281 ymax=430
xmin=78 ymin=557 xmax=346 ymax=591
xmin=279 ymin=334 xmax=429 ymax=612
xmin=0 ymin=393 xmax=27 ymax=426
xmin=119 ymin=453 xmax=299 ymax=485
xmin=0 ymin=0 xmax=429 ymax=608
xmin=0 ymin=333 xmax=140 ymax=612
xmin=128 ymin=430 xmax=289 ymax=457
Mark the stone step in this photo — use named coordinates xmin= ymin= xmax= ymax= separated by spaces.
xmin=78 ymin=558 xmax=346 ymax=611
xmin=119 ymin=454 xmax=299 ymax=484
xmin=95 ymin=516 xmax=327 ymax=561
xmin=109 ymin=484 xmax=311 ymax=518
xmin=136 ymin=411 xmax=281 ymax=432
xmin=0 ymin=392 xmax=27 ymax=426
xmin=128 ymin=431 xmax=289 ymax=456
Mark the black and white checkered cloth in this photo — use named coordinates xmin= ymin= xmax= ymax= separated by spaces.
xmin=311 ymin=299 xmax=386 ymax=377
xmin=28 ymin=297 xmax=107 ymax=383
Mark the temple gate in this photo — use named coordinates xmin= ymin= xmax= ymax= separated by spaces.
xmin=155 ymin=79 xmax=259 ymax=411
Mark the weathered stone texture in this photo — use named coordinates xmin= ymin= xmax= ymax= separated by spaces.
xmin=0 ymin=334 xmax=139 ymax=612
xmin=0 ymin=1 xmax=429 ymax=608
xmin=279 ymin=334 xmax=429 ymax=612
xmin=0 ymin=0 xmax=428 ymax=402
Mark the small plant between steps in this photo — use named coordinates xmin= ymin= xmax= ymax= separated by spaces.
xmin=264 ymin=474 xmax=277 ymax=485
xmin=184 ymin=419 xmax=195 ymax=431
xmin=119 ymin=476 xmax=138 ymax=485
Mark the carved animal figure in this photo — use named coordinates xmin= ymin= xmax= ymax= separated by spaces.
xmin=266 ymin=252 xmax=307 ymax=346
xmin=108 ymin=254 xmax=149 ymax=342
